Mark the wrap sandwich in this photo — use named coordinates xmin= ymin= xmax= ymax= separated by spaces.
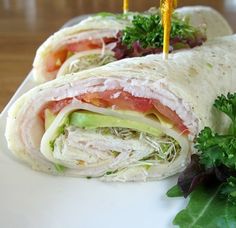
xmin=6 ymin=35 xmax=236 ymax=181
xmin=33 ymin=6 xmax=232 ymax=83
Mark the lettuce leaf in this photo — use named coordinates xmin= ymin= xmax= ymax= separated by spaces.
xmin=173 ymin=185 xmax=236 ymax=228
xmin=166 ymin=185 xmax=183 ymax=197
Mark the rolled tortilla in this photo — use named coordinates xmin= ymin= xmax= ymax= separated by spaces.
xmin=33 ymin=6 xmax=233 ymax=83
xmin=175 ymin=6 xmax=233 ymax=38
xmin=6 ymin=35 xmax=236 ymax=181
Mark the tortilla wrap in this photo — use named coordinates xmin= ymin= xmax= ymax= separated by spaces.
xmin=33 ymin=6 xmax=233 ymax=83
xmin=6 ymin=34 xmax=236 ymax=181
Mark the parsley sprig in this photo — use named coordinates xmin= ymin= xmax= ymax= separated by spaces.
xmin=196 ymin=93 xmax=236 ymax=170
xmin=196 ymin=127 xmax=236 ymax=169
xmin=122 ymin=14 xmax=202 ymax=49
xmin=221 ymin=176 xmax=236 ymax=204
xmin=214 ymin=93 xmax=236 ymax=135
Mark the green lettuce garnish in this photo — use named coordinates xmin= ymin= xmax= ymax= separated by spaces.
xmin=167 ymin=93 xmax=236 ymax=227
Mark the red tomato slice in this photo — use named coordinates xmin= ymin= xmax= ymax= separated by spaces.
xmin=153 ymin=101 xmax=189 ymax=134
xmin=39 ymin=98 xmax=72 ymax=120
xmin=47 ymin=98 xmax=73 ymax=114
xmin=41 ymin=90 xmax=189 ymax=134
xmin=46 ymin=49 xmax=68 ymax=72
xmin=46 ymin=37 xmax=117 ymax=73
xmin=66 ymin=37 xmax=118 ymax=52
xmin=78 ymin=90 xmax=153 ymax=112
xmin=67 ymin=40 xmax=102 ymax=52
xmin=103 ymin=90 xmax=153 ymax=112
xmin=103 ymin=37 xmax=118 ymax=44
xmin=78 ymin=93 xmax=110 ymax=108
xmin=79 ymin=90 xmax=188 ymax=133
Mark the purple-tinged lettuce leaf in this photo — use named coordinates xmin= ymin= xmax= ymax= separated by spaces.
xmin=177 ymin=154 xmax=235 ymax=197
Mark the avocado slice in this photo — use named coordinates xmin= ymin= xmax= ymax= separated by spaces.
xmin=70 ymin=111 xmax=162 ymax=137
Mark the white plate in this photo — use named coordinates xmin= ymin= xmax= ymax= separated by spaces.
xmin=0 ymin=16 xmax=187 ymax=228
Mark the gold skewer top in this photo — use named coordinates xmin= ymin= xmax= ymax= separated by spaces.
xmin=160 ymin=0 xmax=177 ymax=59
xmin=123 ymin=0 xmax=129 ymax=14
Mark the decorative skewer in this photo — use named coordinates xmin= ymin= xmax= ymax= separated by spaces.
xmin=123 ymin=0 xmax=129 ymax=14
xmin=160 ymin=0 xmax=177 ymax=59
